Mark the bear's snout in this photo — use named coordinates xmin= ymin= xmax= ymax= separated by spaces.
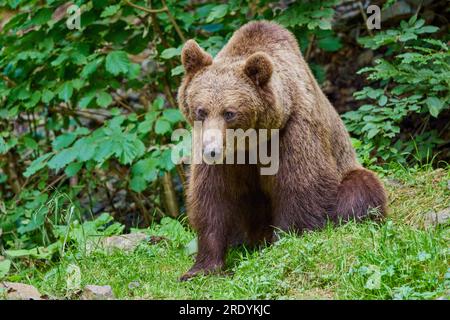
xmin=203 ymin=144 xmax=222 ymax=159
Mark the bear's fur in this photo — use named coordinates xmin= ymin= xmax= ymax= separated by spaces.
xmin=177 ymin=21 xmax=387 ymax=280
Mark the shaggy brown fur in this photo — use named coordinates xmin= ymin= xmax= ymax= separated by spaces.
xmin=177 ymin=21 xmax=387 ymax=280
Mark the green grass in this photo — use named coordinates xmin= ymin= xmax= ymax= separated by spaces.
xmin=3 ymin=166 xmax=450 ymax=300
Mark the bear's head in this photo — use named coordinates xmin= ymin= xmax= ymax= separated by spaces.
xmin=178 ymin=39 xmax=284 ymax=162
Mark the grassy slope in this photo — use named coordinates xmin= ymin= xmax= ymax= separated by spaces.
xmin=8 ymin=166 xmax=450 ymax=299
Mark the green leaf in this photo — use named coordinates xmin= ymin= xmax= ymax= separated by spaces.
xmin=132 ymin=157 xmax=158 ymax=182
xmin=160 ymin=148 xmax=175 ymax=171
xmin=184 ymin=238 xmax=198 ymax=256
xmin=65 ymin=162 xmax=83 ymax=177
xmin=96 ymin=91 xmax=113 ymax=108
xmin=73 ymin=137 xmax=96 ymax=162
xmin=152 ymin=97 xmax=165 ymax=110
xmin=378 ymin=95 xmax=388 ymax=107
xmin=24 ymin=153 xmax=52 ymax=177
xmin=18 ymin=207 xmax=48 ymax=234
xmin=23 ymin=136 xmax=38 ymax=150
xmin=66 ymin=264 xmax=82 ymax=291
xmin=105 ymin=51 xmax=130 ymax=76
xmin=416 ymin=25 xmax=439 ymax=34
xmin=48 ymin=148 xmax=78 ymax=170
xmin=58 ymin=82 xmax=73 ymax=102
xmin=101 ymin=4 xmax=121 ymax=18
xmin=25 ymin=91 xmax=41 ymax=108
xmin=130 ymin=176 xmax=147 ymax=192
xmin=42 ymin=89 xmax=55 ymax=104
xmin=28 ymin=8 xmax=52 ymax=26
xmin=160 ymin=47 xmax=182 ymax=60
xmin=116 ymin=138 xmax=145 ymax=165
xmin=163 ymin=109 xmax=184 ymax=124
xmin=52 ymin=133 xmax=77 ymax=150
xmin=318 ymin=19 xmax=332 ymax=30
xmin=155 ymin=119 xmax=171 ymax=135
xmin=5 ymin=243 xmax=59 ymax=260
xmin=206 ymin=4 xmax=228 ymax=22
xmin=0 ymin=259 xmax=11 ymax=279
xmin=367 ymin=128 xmax=380 ymax=139
xmin=81 ymin=57 xmax=104 ymax=78
xmin=138 ymin=119 xmax=154 ymax=133
xmin=78 ymin=91 xmax=96 ymax=109
xmin=317 ymin=36 xmax=342 ymax=52
xmin=426 ymin=97 xmax=443 ymax=117
xmin=128 ymin=63 xmax=141 ymax=79
xmin=171 ymin=65 xmax=184 ymax=76
xmin=0 ymin=137 xmax=17 ymax=154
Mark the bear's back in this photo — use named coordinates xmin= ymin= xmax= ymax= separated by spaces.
xmin=215 ymin=21 xmax=359 ymax=175
xmin=216 ymin=21 xmax=301 ymax=60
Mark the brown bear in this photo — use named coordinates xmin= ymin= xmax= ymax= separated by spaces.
xmin=177 ymin=21 xmax=387 ymax=280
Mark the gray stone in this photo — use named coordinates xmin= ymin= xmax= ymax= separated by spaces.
xmin=357 ymin=50 xmax=373 ymax=67
xmin=384 ymin=178 xmax=403 ymax=188
xmin=86 ymin=232 xmax=148 ymax=254
xmin=103 ymin=233 xmax=147 ymax=252
xmin=81 ymin=285 xmax=115 ymax=300
xmin=424 ymin=208 xmax=450 ymax=227
xmin=0 ymin=282 xmax=42 ymax=300
xmin=128 ymin=281 xmax=140 ymax=290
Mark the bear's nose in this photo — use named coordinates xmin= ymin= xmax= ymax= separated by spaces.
xmin=203 ymin=144 xmax=223 ymax=163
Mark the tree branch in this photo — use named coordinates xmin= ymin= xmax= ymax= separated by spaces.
xmin=124 ymin=0 xmax=167 ymax=14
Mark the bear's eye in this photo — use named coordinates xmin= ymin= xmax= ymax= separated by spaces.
xmin=195 ymin=108 xmax=207 ymax=120
xmin=224 ymin=111 xmax=236 ymax=122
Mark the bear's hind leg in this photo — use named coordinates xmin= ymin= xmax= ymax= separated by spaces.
xmin=333 ymin=168 xmax=387 ymax=222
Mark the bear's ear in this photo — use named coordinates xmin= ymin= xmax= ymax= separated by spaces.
xmin=181 ymin=39 xmax=213 ymax=75
xmin=243 ymin=52 xmax=273 ymax=86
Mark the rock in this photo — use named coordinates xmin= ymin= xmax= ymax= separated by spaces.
xmin=81 ymin=285 xmax=115 ymax=300
xmin=357 ymin=50 xmax=373 ymax=67
xmin=0 ymin=255 xmax=4 ymax=261
xmin=103 ymin=233 xmax=147 ymax=252
xmin=447 ymin=180 xmax=450 ymax=190
xmin=424 ymin=208 xmax=450 ymax=227
xmin=0 ymin=282 xmax=42 ymax=300
xmin=86 ymin=232 xmax=148 ymax=254
xmin=384 ymin=178 xmax=403 ymax=188
xmin=128 ymin=281 xmax=140 ymax=290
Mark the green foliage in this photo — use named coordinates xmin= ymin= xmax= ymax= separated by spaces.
xmin=1 ymin=1 xmax=449 ymax=295
xmin=344 ymin=16 xmax=449 ymax=165
xmin=0 ymin=0 xmax=347 ymax=256
xmin=0 ymin=192 xmax=123 ymax=266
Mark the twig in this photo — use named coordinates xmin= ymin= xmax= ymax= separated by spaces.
xmin=162 ymin=77 xmax=177 ymax=108
xmin=113 ymin=95 xmax=134 ymax=113
xmin=305 ymin=34 xmax=316 ymax=61
xmin=0 ymin=74 xmax=16 ymax=86
xmin=358 ymin=1 xmax=373 ymax=37
xmin=124 ymin=0 xmax=167 ymax=14
xmin=43 ymin=174 xmax=67 ymax=193
xmin=161 ymin=0 xmax=186 ymax=42
xmin=161 ymin=172 xmax=179 ymax=218
xmin=176 ymin=164 xmax=186 ymax=186
xmin=124 ymin=0 xmax=186 ymax=43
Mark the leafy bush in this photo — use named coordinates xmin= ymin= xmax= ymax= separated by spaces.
xmin=343 ymin=16 xmax=449 ymax=165
xmin=0 ymin=0 xmax=342 ymax=254
xmin=1 ymin=1 xmax=449 ymax=262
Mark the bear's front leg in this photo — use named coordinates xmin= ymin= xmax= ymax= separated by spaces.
xmin=180 ymin=165 xmax=236 ymax=281
xmin=180 ymin=227 xmax=228 ymax=281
